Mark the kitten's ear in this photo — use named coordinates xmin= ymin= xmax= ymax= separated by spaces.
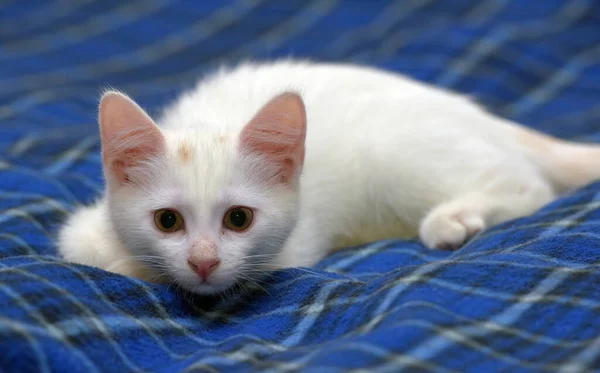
xmin=99 ymin=91 xmax=165 ymax=187
xmin=240 ymin=92 xmax=307 ymax=187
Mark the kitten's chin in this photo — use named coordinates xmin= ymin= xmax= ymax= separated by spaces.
xmin=144 ymin=269 xmax=235 ymax=295
xmin=185 ymin=281 xmax=236 ymax=295
xmin=173 ymin=274 xmax=238 ymax=295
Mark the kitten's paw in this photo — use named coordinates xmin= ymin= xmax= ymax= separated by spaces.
xmin=419 ymin=208 xmax=485 ymax=250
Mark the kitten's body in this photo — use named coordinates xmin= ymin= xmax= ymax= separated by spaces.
xmin=59 ymin=60 xmax=600 ymax=294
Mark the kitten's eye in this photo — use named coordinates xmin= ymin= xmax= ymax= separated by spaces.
xmin=223 ymin=207 xmax=253 ymax=232
xmin=154 ymin=209 xmax=184 ymax=232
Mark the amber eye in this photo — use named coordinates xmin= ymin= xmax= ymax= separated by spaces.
xmin=154 ymin=209 xmax=184 ymax=232
xmin=223 ymin=207 xmax=253 ymax=232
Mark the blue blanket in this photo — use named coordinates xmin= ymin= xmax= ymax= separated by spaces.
xmin=1 ymin=1 xmax=600 ymax=372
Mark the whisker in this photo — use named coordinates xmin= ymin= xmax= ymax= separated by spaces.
xmin=241 ymin=278 xmax=272 ymax=296
xmin=290 ymin=267 xmax=330 ymax=279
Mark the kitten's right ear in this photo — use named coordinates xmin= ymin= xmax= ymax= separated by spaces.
xmin=99 ymin=91 xmax=165 ymax=188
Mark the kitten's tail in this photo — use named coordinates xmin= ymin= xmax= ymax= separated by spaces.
xmin=509 ymin=123 xmax=600 ymax=193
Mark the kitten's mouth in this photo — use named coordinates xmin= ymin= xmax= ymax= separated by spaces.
xmin=180 ymin=272 xmax=237 ymax=295
xmin=176 ymin=266 xmax=268 ymax=295
xmin=198 ymin=278 xmax=213 ymax=286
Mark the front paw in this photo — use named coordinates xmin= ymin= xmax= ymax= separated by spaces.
xmin=419 ymin=209 xmax=485 ymax=250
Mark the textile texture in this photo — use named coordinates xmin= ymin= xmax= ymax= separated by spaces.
xmin=1 ymin=1 xmax=600 ymax=372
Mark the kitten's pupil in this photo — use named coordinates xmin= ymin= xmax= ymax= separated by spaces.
xmin=160 ymin=211 xmax=177 ymax=229
xmin=229 ymin=208 xmax=247 ymax=227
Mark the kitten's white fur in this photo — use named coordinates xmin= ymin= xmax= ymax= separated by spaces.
xmin=58 ymin=60 xmax=600 ymax=294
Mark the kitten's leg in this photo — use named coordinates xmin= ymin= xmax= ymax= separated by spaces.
xmin=274 ymin=216 xmax=332 ymax=269
xmin=58 ymin=201 xmax=154 ymax=280
xmin=419 ymin=179 xmax=554 ymax=250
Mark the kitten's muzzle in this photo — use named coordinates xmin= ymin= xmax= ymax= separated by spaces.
xmin=187 ymin=258 xmax=220 ymax=280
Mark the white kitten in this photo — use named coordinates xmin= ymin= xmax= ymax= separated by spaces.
xmin=58 ymin=60 xmax=600 ymax=294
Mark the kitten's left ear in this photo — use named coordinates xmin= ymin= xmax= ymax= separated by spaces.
xmin=99 ymin=91 xmax=165 ymax=188
xmin=240 ymin=92 xmax=307 ymax=187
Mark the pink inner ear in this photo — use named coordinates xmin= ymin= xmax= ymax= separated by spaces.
xmin=99 ymin=91 xmax=165 ymax=186
xmin=240 ymin=92 xmax=307 ymax=186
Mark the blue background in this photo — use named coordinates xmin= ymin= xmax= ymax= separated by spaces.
xmin=1 ymin=1 xmax=600 ymax=372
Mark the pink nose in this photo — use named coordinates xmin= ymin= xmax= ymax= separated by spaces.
xmin=188 ymin=258 xmax=220 ymax=280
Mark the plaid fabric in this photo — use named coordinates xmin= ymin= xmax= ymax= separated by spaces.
xmin=1 ymin=0 xmax=600 ymax=372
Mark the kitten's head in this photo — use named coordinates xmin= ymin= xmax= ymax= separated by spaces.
xmin=98 ymin=90 xmax=306 ymax=294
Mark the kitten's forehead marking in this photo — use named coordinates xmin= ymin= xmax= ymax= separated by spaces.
xmin=165 ymin=132 xmax=239 ymax=212
xmin=178 ymin=140 xmax=193 ymax=163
